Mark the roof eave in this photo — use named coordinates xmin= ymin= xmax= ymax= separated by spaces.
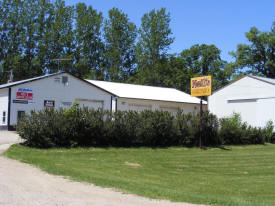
xmin=118 ymin=96 xmax=207 ymax=105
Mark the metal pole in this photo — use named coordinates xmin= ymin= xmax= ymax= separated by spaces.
xmin=52 ymin=59 xmax=72 ymax=72
xmin=200 ymin=98 xmax=203 ymax=149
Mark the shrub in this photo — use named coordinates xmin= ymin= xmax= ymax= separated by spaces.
xmin=136 ymin=110 xmax=177 ymax=147
xmin=263 ymin=120 xmax=275 ymax=143
xmin=202 ymin=111 xmax=221 ymax=146
xmin=219 ymin=113 xmax=247 ymax=145
xmin=17 ymin=105 xmax=272 ymax=148
xmin=219 ymin=113 xmax=270 ymax=145
xmin=17 ymin=109 xmax=68 ymax=148
xmin=175 ymin=110 xmax=220 ymax=147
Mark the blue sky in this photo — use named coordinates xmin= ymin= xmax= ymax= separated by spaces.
xmin=65 ymin=0 xmax=275 ymax=62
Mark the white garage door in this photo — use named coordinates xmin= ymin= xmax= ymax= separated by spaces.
xmin=77 ymin=99 xmax=104 ymax=110
xmin=128 ymin=103 xmax=152 ymax=112
xmin=160 ymin=106 xmax=180 ymax=114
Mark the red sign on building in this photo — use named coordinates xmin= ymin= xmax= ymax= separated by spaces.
xmin=16 ymin=88 xmax=33 ymax=100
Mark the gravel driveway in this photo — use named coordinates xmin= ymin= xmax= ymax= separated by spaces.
xmin=0 ymin=131 xmax=205 ymax=206
xmin=0 ymin=131 xmax=21 ymax=152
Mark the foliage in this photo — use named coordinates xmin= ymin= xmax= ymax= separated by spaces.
xmin=18 ymin=104 xmax=274 ymax=149
xmin=17 ymin=106 xmax=222 ymax=148
xmin=179 ymin=44 xmax=232 ymax=92
xmin=264 ymin=120 xmax=275 ymax=143
xmin=231 ymin=22 xmax=275 ymax=78
xmin=0 ymin=0 xmax=273 ymax=89
xmin=151 ymin=44 xmax=233 ymax=94
xmin=74 ymin=3 xmax=104 ymax=79
xmin=103 ymin=8 xmax=137 ymax=82
xmin=134 ymin=8 xmax=174 ymax=86
xmin=219 ymin=113 xmax=273 ymax=145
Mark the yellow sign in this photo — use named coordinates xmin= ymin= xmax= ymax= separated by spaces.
xmin=191 ymin=76 xmax=212 ymax=97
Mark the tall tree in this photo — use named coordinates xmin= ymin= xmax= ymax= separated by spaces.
xmin=135 ymin=8 xmax=174 ymax=86
xmin=74 ymin=3 xmax=104 ymax=78
xmin=0 ymin=0 xmax=25 ymax=82
xmin=36 ymin=0 xmax=55 ymax=74
xmin=231 ymin=22 xmax=275 ymax=78
xmin=44 ymin=0 xmax=74 ymax=73
xmin=166 ymin=44 xmax=232 ymax=93
xmin=103 ymin=8 xmax=137 ymax=82
xmin=20 ymin=0 xmax=45 ymax=78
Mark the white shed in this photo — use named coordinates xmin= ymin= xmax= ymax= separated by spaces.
xmin=86 ymin=80 xmax=207 ymax=114
xmin=208 ymin=75 xmax=275 ymax=128
xmin=0 ymin=72 xmax=114 ymax=130
xmin=0 ymin=72 xmax=206 ymax=130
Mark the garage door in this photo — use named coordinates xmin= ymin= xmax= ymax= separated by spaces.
xmin=128 ymin=103 xmax=152 ymax=112
xmin=159 ymin=106 xmax=180 ymax=114
xmin=76 ymin=99 xmax=104 ymax=110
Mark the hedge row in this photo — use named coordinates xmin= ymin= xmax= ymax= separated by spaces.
xmin=17 ymin=104 xmax=275 ymax=148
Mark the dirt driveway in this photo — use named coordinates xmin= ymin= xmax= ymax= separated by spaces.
xmin=0 ymin=131 xmax=205 ymax=206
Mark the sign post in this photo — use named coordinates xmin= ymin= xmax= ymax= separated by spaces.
xmin=190 ymin=76 xmax=212 ymax=149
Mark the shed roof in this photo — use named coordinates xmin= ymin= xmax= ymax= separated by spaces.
xmin=249 ymin=75 xmax=275 ymax=85
xmin=0 ymin=72 xmax=116 ymax=96
xmin=86 ymin=80 xmax=207 ymax=104
xmin=0 ymin=72 xmax=64 ymax=89
xmin=211 ymin=75 xmax=275 ymax=95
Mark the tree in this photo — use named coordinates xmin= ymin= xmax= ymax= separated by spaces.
xmin=103 ymin=8 xmax=137 ymax=82
xmin=20 ymin=0 xmax=45 ymax=78
xmin=166 ymin=44 xmax=232 ymax=93
xmin=74 ymin=3 xmax=104 ymax=79
xmin=43 ymin=0 xmax=74 ymax=74
xmin=0 ymin=0 xmax=25 ymax=83
xmin=135 ymin=8 xmax=174 ymax=86
xmin=231 ymin=22 xmax=275 ymax=78
xmin=36 ymin=0 xmax=55 ymax=74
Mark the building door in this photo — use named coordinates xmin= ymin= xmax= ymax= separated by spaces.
xmin=17 ymin=111 xmax=25 ymax=123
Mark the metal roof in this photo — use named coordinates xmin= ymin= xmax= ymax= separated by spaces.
xmin=0 ymin=72 xmax=116 ymax=96
xmin=211 ymin=75 xmax=275 ymax=95
xmin=250 ymin=75 xmax=275 ymax=85
xmin=0 ymin=72 xmax=64 ymax=89
xmin=86 ymin=80 xmax=207 ymax=104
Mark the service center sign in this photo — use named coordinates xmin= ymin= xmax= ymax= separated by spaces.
xmin=44 ymin=100 xmax=55 ymax=108
xmin=16 ymin=88 xmax=33 ymax=100
xmin=191 ymin=76 xmax=212 ymax=97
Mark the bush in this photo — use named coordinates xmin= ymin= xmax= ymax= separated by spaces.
xmin=17 ymin=105 xmax=273 ymax=148
xmin=263 ymin=120 xmax=275 ymax=143
xmin=17 ymin=109 xmax=68 ymax=148
xmin=175 ymin=111 xmax=220 ymax=147
xmin=219 ymin=113 xmax=272 ymax=145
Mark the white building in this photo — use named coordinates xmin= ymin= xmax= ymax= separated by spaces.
xmin=0 ymin=72 xmax=206 ymax=130
xmin=208 ymin=75 xmax=275 ymax=128
xmin=86 ymin=80 xmax=207 ymax=114
xmin=0 ymin=72 xmax=114 ymax=130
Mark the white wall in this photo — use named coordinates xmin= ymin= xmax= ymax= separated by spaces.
xmin=0 ymin=88 xmax=8 ymax=126
xmin=208 ymin=76 xmax=275 ymax=128
xmin=9 ymin=74 xmax=112 ymax=125
xmin=117 ymin=97 xmax=206 ymax=114
xmin=257 ymin=97 xmax=275 ymax=127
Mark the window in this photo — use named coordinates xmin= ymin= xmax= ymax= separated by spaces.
xmin=62 ymin=76 xmax=68 ymax=85
xmin=17 ymin=111 xmax=25 ymax=122
xmin=2 ymin=111 xmax=6 ymax=124
xmin=228 ymin=99 xmax=257 ymax=103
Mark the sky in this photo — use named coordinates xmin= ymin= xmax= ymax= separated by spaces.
xmin=65 ymin=0 xmax=275 ymax=62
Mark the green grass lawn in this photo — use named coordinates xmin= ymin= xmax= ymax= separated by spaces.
xmin=4 ymin=144 xmax=275 ymax=206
